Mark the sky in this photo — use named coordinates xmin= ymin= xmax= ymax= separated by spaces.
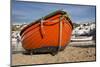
xmin=12 ymin=0 xmax=96 ymax=24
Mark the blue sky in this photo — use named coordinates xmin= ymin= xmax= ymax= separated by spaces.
xmin=12 ymin=0 xmax=96 ymax=24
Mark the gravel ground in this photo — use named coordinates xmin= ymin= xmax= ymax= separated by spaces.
xmin=11 ymin=41 xmax=96 ymax=66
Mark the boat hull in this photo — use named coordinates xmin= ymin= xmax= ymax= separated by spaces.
xmin=20 ymin=10 xmax=73 ymax=54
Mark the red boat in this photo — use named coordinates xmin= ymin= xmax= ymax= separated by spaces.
xmin=20 ymin=10 xmax=73 ymax=55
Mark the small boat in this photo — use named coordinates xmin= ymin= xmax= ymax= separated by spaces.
xmin=20 ymin=10 xmax=73 ymax=55
xmin=71 ymin=36 xmax=93 ymax=42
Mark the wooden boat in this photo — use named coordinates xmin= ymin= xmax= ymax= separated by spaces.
xmin=20 ymin=10 xmax=73 ymax=55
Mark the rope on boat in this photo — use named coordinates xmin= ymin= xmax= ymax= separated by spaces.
xmin=39 ymin=14 xmax=71 ymax=53
xmin=58 ymin=15 xmax=63 ymax=52
xmin=39 ymin=16 xmax=63 ymax=52
xmin=39 ymin=15 xmax=68 ymax=52
xmin=57 ymin=14 xmax=72 ymax=52
xmin=40 ymin=18 xmax=45 ymax=38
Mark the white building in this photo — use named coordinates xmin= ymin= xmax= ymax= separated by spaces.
xmin=72 ymin=22 xmax=95 ymax=36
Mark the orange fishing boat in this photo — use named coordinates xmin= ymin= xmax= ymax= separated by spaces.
xmin=20 ymin=10 xmax=73 ymax=55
